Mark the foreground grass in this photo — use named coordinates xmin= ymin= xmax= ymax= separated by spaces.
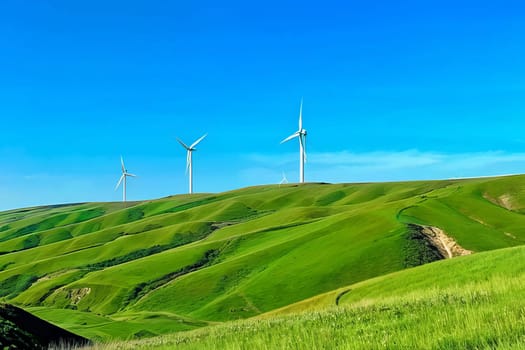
xmin=82 ymin=246 xmax=525 ymax=349
xmin=84 ymin=280 xmax=525 ymax=349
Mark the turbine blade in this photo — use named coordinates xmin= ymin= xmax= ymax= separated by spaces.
xmin=298 ymin=97 xmax=303 ymax=130
xmin=280 ymin=132 xmax=299 ymax=144
xmin=177 ymin=138 xmax=190 ymax=150
xmin=190 ymin=133 xmax=207 ymax=149
xmin=126 ymin=173 xmax=137 ymax=177
xmin=115 ymin=174 xmax=124 ymax=191
xmin=120 ymin=156 xmax=125 ymax=173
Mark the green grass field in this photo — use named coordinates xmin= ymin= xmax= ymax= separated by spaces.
xmin=1 ymin=175 xmax=525 ymax=346
xmin=86 ymin=244 xmax=525 ymax=349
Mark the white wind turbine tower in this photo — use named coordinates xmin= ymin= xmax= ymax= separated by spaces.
xmin=177 ymin=133 xmax=207 ymax=194
xmin=281 ymin=98 xmax=307 ymax=183
xmin=115 ymin=156 xmax=136 ymax=202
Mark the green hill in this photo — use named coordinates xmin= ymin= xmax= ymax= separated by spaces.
xmin=0 ymin=302 xmax=90 ymax=349
xmin=1 ymin=175 xmax=525 ymax=341
xmin=99 ymin=244 xmax=525 ymax=349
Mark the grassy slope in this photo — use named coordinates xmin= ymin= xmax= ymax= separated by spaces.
xmin=103 ymin=245 xmax=525 ymax=349
xmin=0 ymin=302 xmax=90 ymax=349
xmin=1 ymin=175 xmax=525 ymax=341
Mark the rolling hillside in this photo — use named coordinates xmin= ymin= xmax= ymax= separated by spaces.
xmin=1 ymin=175 xmax=525 ymax=341
xmin=102 ymin=244 xmax=525 ymax=349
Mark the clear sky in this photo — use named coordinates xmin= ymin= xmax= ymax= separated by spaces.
xmin=1 ymin=0 xmax=525 ymax=210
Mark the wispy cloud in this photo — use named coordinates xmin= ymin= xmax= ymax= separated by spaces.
xmin=242 ymin=150 xmax=525 ymax=184
xmin=310 ymin=150 xmax=443 ymax=168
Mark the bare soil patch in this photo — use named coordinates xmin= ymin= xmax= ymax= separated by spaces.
xmin=484 ymin=193 xmax=515 ymax=211
xmin=420 ymin=226 xmax=473 ymax=258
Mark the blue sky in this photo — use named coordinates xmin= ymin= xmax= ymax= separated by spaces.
xmin=1 ymin=0 xmax=525 ymax=210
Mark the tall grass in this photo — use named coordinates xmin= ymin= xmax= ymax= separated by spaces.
xmin=80 ymin=272 xmax=525 ymax=349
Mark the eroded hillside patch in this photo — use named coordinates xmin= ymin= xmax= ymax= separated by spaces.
xmin=483 ymin=193 xmax=515 ymax=211
xmin=69 ymin=287 xmax=91 ymax=305
xmin=404 ymin=224 xmax=472 ymax=266
xmin=404 ymin=224 xmax=445 ymax=267
xmin=421 ymin=225 xmax=473 ymax=258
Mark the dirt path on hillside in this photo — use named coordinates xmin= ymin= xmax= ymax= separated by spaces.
xmin=420 ymin=226 xmax=472 ymax=258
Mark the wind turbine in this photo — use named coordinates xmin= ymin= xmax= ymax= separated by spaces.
xmin=279 ymin=172 xmax=289 ymax=187
xmin=177 ymin=133 xmax=207 ymax=194
xmin=281 ymin=98 xmax=307 ymax=183
xmin=115 ymin=156 xmax=136 ymax=202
